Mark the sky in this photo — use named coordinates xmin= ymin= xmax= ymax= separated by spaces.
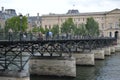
xmin=0 ymin=0 xmax=120 ymax=16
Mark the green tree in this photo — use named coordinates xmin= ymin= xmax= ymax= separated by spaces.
xmin=32 ymin=27 xmax=39 ymax=33
xmin=51 ymin=25 xmax=59 ymax=36
xmin=74 ymin=23 xmax=86 ymax=35
xmin=0 ymin=23 xmax=4 ymax=33
xmin=0 ymin=23 xmax=1 ymax=29
xmin=61 ymin=18 xmax=75 ymax=34
xmin=44 ymin=28 xmax=49 ymax=34
xmin=32 ymin=27 xmax=46 ymax=34
xmin=39 ymin=27 xmax=45 ymax=34
xmin=5 ymin=16 xmax=28 ymax=32
xmin=85 ymin=17 xmax=99 ymax=36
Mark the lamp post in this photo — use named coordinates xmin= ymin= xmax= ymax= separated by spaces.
xmin=19 ymin=14 xmax=23 ymax=71
xmin=19 ymin=14 xmax=23 ymax=41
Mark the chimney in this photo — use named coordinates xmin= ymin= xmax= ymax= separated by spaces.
xmin=1 ymin=7 xmax=4 ymax=12
xmin=27 ymin=13 xmax=30 ymax=17
xmin=37 ymin=13 xmax=39 ymax=17
xmin=37 ymin=13 xmax=39 ymax=20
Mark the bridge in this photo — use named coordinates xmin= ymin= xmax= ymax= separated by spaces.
xmin=0 ymin=32 xmax=117 ymax=80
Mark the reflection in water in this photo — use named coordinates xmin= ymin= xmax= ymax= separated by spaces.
xmin=30 ymin=53 xmax=120 ymax=80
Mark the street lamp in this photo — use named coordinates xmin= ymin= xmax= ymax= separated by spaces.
xmin=19 ymin=14 xmax=24 ymax=71
xmin=19 ymin=14 xmax=23 ymax=41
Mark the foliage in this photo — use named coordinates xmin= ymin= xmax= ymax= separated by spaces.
xmin=44 ymin=27 xmax=49 ymax=34
xmin=61 ymin=18 xmax=75 ymax=34
xmin=74 ymin=23 xmax=87 ymax=35
xmin=85 ymin=17 xmax=99 ymax=36
xmin=32 ymin=27 xmax=39 ymax=33
xmin=0 ymin=24 xmax=2 ymax=29
xmin=32 ymin=27 xmax=46 ymax=34
xmin=39 ymin=27 xmax=45 ymax=34
xmin=5 ymin=16 xmax=28 ymax=32
xmin=51 ymin=25 xmax=59 ymax=36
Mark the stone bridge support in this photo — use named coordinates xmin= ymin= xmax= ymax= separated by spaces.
xmin=115 ymin=45 xmax=120 ymax=52
xmin=0 ymin=71 xmax=29 ymax=80
xmin=30 ymin=56 xmax=76 ymax=77
xmin=92 ymin=49 xmax=105 ymax=60
xmin=103 ymin=47 xmax=111 ymax=56
xmin=73 ymin=53 xmax=94 ymax=66
xmin=110 ymin=46 xmax=115 ymax=53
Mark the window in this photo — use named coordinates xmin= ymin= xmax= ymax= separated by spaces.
xmin=109 ymin=23 xmax=112 ymax=29
xmin=115 ymin=22 xmax=119 ymax=28
xmin=45 ymin=25 xmax=47 ymax=28
xmin=101 ymin=17 xmax=104 ymax=20
xmin=83 ymin=18 xmax=84 ymax=21
xmin=101 ymin=23 xmax=104 ymax=29
xmin=49 ymin=25 xmax=51 ymax=29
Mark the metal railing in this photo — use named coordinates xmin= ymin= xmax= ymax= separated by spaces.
xmin=0 ymin=32 xmax=116 ymax=41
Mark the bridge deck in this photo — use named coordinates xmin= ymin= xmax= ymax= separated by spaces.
xmin=0 ymin=37 xmax=117 ymax=71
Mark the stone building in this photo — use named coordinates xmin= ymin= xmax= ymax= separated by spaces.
xmin=0 ymin=7 xmax=17 ymax=29
xmin=27 ymin=13 xmax=41 ymax=31
xmin=41 ymin=9 xmax=120 ymax=38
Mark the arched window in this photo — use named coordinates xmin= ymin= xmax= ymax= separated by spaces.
xmin=115 ymin=31 xmax=119 ymax=39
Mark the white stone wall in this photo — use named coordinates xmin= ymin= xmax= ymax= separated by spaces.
xmin=115 ymin=45 xmax=120 ymax=52
xmin=104 ymin=47 xmax=111 ymax=56
xmin=0 ymin=77 xmax=30 ymax=80
xmin=93 ymin=49 xmax=105 ymax=60
xmin=30 ymin=57 xmax=76 ymax=77
xmin=73 ymin=53 xmax=94 ymax=65
xmin=110 ymin=46 xmax=115 ymax=53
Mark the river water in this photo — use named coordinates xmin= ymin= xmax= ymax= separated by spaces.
xmin=30 ymin=52 xmax=120 ymax=80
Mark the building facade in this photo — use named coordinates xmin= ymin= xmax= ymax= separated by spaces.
xmin=41 ymin=9 xmax=120 ymax=38
xmin=0 ymin=7 xmax=17 ymax=29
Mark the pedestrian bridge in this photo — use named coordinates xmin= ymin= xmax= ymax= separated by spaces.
xmin=0 ymin=37 xmax=116 ymax=71
xmin=0 ymin=32 xmax=117 ymax=80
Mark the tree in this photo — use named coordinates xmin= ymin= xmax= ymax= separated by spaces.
xmin=74 ymin=23 xmax=87 ymax=36
xmin=5 ymin=16 xmax=28 ymax=32
xmin=39 ymin=27 xmax=45 ymax=34
xmin=0 ymin=23 xmax=1 ymax=29
xmin=51 ymin=25 xmax=59 ymax=36
xmin=61 ymin=18 xmax=76 ymax=34
xmin=32 ymin=27 xmax=46 ymax=34
xmin=0 ymin=23 xmax=4 ymax=33
xmin=32 ymin=27 xmax=39 ymax=33
xmin=85 ymin=17 xmax=99 ymax=36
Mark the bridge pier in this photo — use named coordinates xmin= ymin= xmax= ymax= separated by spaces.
xmin=0 ymin=77 xmax=29 ymax=80
xmin=103 ymin=47 xmax=111 ymax=56
xmin=30 ymin=56 xmax=76 ymax=77
xmin=92 ymin=49 xmax=105 ymax=60
xmin=73 ymin=53 xmax=94 ymax=66
xmin=115 ymin=45 xmax=120 ymax=52
xmin=0 ymin=70 xmax=29 ymax=80
xmin=110 ymin=46 xmax=115 ymax=53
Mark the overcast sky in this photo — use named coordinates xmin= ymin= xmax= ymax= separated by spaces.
xmin=0 ymin=0 xmax=120 ymax=16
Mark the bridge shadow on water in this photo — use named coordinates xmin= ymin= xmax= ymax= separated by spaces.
xmin=30 ymin=75 xmax=75 ymax=80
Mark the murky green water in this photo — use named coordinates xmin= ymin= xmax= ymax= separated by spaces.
xmin=30 ymin=53 xmax=120 ymax=80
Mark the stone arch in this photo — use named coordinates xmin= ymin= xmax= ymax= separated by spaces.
xmin=115 ymin=31 xmax=119 ymax=39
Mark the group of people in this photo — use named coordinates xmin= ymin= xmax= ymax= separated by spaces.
xmin=37 ymin=31 xmax=53 ymax=40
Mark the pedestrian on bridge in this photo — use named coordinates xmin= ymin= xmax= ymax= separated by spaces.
xmin=38 ymin=32 xmax=43 ymax=40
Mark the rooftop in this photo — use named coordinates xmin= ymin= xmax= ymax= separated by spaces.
xmin=42 ymin=8 xmax=120 ymax=17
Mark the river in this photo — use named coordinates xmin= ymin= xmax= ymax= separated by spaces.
xmin=30 ymin=52 xmax=120 ymax=80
